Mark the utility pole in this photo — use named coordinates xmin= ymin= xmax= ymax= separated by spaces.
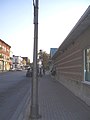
xmin=30 ymin=0 xmax=41 ymax=119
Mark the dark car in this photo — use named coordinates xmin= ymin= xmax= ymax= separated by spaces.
xmin=26 ymin=67 xmax=33 ymax=77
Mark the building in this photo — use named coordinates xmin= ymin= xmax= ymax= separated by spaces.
xmin=52 ymin=6 xmax=90 ymax=106
xmin=50 ymin=48 xmax=57 ymax=58
xmin=49 ymin=48 xmax=57 ymax=70
xmin=0 ymin=39 xmax=11 ymax=71
xmin=12 ymin=55 xmax=23 ymax=69
xmin=22 ymin=57 xmax=30 ymax=65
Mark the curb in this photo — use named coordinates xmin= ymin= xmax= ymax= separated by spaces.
xmin=10 ymin=90 xmax=31 ymax=120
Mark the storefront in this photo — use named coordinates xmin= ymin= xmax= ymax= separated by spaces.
xmin=0 ymin=60 xmax=11 ymax=71
xmin=0 ymin=60 xmax=3 ymax=71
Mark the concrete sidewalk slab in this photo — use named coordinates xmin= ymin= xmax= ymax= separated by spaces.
xmin=37 ymin=75 xmax=90 ymax=120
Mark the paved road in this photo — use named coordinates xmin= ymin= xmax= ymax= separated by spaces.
xmin=0 ymin=71 xmax=31 ymax=120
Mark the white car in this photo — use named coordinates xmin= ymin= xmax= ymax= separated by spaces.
xmin=16 ymin=68 xmax=22 ymax=71
xmin=9 ymin=68 xmax=16 ymax=71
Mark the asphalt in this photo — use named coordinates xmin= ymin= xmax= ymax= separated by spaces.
xmin=1 ymin=71 xmax=90 ymax=120
xmin=36 ymin=73 xmax=90 ymax=120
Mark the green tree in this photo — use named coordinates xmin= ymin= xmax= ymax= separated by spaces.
xmin=38 ymin=50 xmax=49 ymax=69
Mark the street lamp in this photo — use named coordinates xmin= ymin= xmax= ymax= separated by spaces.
xmin=30 ymin=0 xmax=41 ymax=119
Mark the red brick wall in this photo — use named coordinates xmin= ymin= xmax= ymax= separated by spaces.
xmin=0 ymin=40 xmax=10 ymax=58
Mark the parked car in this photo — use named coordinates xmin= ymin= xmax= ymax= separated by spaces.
xmin=9 ymin=68 xmax=16 ymax=71
xmin=26 ymin=67 xmax=33 ymax=77
xmin=16 ymin=68 xmax=22 ymax=71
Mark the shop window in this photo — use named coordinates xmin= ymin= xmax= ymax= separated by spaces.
xmin=84 ymin=48 xmax=90 ymax=82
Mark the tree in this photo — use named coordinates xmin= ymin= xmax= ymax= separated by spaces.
xmin=27 ymin=59 xmax=30 ymax=65
xmin=38 ymin=50 xmax=49 ymax=69
xmin=42 ymin=52 xmax=49 ymax=69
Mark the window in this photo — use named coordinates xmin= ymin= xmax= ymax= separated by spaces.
xmin=2 ymin=46 xmax=4 ymax=49
xmin=4 ymin=47 xmax=6 ymax=51
xmin=0 ymin=54 xmax=3 ymax=58
xmin=84 ymin=48 xmax=90 ymax=82
xmin=7 ymin=49 xmax=9 ymax=52
xmin=0 ymin=45 xmax=2 ymax=50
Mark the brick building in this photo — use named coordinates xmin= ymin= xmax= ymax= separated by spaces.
xmin=52 ymin=6 xmax=90 ymax=105
xmin=0 ymin=39 xmax=11 ymax=71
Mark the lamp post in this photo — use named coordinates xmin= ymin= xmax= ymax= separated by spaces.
xmin=30 ymin=0 xmax=41 ymax=119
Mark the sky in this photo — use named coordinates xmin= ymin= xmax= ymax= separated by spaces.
xmin=0 ymin=0 xmax=90 ymax=62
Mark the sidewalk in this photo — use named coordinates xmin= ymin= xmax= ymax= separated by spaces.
xmin=0 ymin=70 xmax=8 ymax=74
xmin=37 ymin=74 xmax=90 ymax=120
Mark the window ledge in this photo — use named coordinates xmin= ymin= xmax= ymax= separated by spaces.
xmin=82 ymin=81 xmax=90 ymax=85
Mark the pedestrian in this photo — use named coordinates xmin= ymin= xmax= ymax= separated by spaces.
xmin=43 ymin=68 xmax=45 ymax=75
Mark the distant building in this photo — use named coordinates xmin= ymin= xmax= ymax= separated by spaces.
xmin=50 ymin=48 xmax=57 ymax=58
xmin=0 ymin=39 xmax=11 ymax=71
xmin=49 ymin=48 xmax=57 ymax=70
xmin=22 ymin=57 xmax=30 ymax=65
xmin=12 ymin=55 xmax=23 ymax=68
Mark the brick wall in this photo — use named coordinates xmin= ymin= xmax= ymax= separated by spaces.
xmin=53 ymin=26 xmax=90 ymax=106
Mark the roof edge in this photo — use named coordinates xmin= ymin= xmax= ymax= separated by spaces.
xmin=0 ymin=39 xmax=11 ymax=48
xmin=53 ymin=5 xmax=90 ymax=58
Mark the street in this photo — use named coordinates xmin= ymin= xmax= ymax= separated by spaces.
xmin=0 ymin=70 xmax=31 ymax=120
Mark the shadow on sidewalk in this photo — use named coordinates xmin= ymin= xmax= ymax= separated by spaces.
xmin=38 ymin=74 xmax=90 ymax=120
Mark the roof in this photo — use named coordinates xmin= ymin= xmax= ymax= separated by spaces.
xmin=0 ymin=39 xmax=11 ymax=48
xmin=53 ymin=5 xmax=90 ymax=58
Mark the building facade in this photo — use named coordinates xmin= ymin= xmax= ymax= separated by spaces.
xmin=12 ymin=55 xmax=23 ymax=69
xmin=52 ymin=6 xmax=90 ymax=106
xmin=50 ymin=48 xmax=57 ymax=58
xmin=0 ymin=39 xmax=11 ymax=71
xmin=49 ymin=48 xmax=57 ymax=70
xmin=22 ymin=57 xmax=30 ymax=65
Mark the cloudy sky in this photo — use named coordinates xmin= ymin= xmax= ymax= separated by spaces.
xmin=0 ymin=0 xmax=89 ymax=62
